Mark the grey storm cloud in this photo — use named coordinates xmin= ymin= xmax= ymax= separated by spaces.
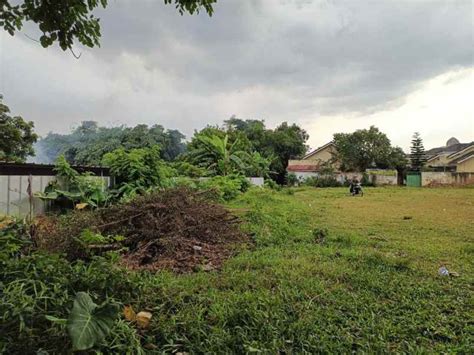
xmin=99 ymin=0 xmax=472 ymax=98
xmin=0 ymin=0 xmax=472 ymax=139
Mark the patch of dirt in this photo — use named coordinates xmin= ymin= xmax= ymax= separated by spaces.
xmin=34 ymin=188 xmax=249 ymax=273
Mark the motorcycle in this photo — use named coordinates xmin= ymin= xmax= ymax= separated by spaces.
xmin=350 ymin=182 xmax=363 ymax=196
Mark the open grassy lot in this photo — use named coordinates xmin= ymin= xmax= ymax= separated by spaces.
xmin=2 ymin=187 xmax=473 ymax=353
xmin=139 ymin=187 xmax=473 ymax=353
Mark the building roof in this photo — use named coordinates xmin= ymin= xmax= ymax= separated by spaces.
xmin=448 ymin=150 xmax=474 ymax=165
xmin=425 ymin=142 xmax=473 ymax=158
xmin=447 ymin=144 xmax=474 ymax=159
xmin=457 ymin=154 xmax=474 ymax=164
xmin=287 ymin=164 xmax=321 ymax=172
xmin=302 ymin=141 xmax=334 ymax=160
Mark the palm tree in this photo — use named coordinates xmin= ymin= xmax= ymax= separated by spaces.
xmin=245 ymin=151 xmax=273 ymax=178
xmin=189 ymin=134 xmax=247 ymax=176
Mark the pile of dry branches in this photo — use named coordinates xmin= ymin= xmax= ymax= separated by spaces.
xmin=34 ymin=188 xmax=248 ymax=272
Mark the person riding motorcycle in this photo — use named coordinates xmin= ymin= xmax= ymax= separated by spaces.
xmin=349 ymin=178 xmax=363 ymax=196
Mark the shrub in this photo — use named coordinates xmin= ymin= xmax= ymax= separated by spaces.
xmin=302 ymin=176 xmax=341 ymax=187
xmin=36 ymin=156 xmax=110 ymax=209
xmin=361 ymin=173 xmax=375 ymax=186
xmin=103 ymin=146 xmax=174 ymax=197
xmin=0 ymin=222 xmax=140 ymax=353
xmin=198 ymin=175 xmax=249 ymax=201
xmin=168 ymin=176 xmax=199 ymax=189
xmin=172 ymin=161 xmax=208 ymax=178
xmin=264 ymin=179 xmax=282 ymax=191
xmin=287 ymin=173 xmax=299 ymax=186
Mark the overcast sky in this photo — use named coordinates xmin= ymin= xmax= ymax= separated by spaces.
xmin=0 ymin=0 xmax=472 ymax=152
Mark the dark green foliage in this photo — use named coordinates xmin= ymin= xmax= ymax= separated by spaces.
xmin=102 ymin=146 xmax=174 ymax=198
xmin=36 ymin=121 xmax=186 ymax=165
xmin=361 ymin=172 xmax=374 ymax=186
xmin=198 ymin=175 xmax=250 ymax=201
xmin=302 ymin=176 xmax=341 ymax=187
xmin=172 ymin=161 xmax=208 ymax=178
xmin=287 ymin=172 xmax=299 ymax=186
xmin=410 ymin=132 xmax=427 ymax=171
xmin=0 ymin=96 xmax=38 ymax=162
xmin=0 ymin=0 xmax=216 ymax=50
xmin=187 ymin=119 xmax=308 ymax=182
xmin=186 ymin=134 xmax=248 ymax=176
xmin=67 ymin=292 xmax=119 ymax=351
xmin=0 ymin=217 xmax=32 ymax=265
xmin=264 ymin=178 xmax=282 ymax=191
xmin=267 ymin=122 xmax=309 ymax=183
xmin=333 ymin=126 xmax=406 ymax=172
xmin=0 ymin=236 xmax=139 ymax=353
xmin=245 ymin=151 xmax=273 ymax=178
xmin=35 ymin=155 xmax=110 ymax=208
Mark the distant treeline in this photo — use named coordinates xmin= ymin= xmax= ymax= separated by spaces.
xmin=35 ymin=121 xmax=186 ymax=165
xmin=34 ymin=117 xmax=309 ymax=183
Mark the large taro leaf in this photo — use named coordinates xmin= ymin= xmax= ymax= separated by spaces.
xmin=67 ymin=292 xmax=118 ymax=351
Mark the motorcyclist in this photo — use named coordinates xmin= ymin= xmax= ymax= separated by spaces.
xmin=349 ymin=178 xmax=362 ymax=195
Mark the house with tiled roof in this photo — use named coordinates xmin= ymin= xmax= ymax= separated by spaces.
xmin=287 ymin=142 xmax=340 ymax=179
xmin=425 ymin=137 xmax=474 ymax=172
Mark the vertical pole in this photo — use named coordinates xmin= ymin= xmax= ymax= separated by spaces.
xmin=19 ymin=175 xmax=22 ymax=215
xmin=6 ymin=175 xmax=10 ymax=215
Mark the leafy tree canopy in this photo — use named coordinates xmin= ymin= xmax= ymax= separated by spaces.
xmin=186 ymin=118 xmax=308 ymax=182
xmin=0 ymin=96 xmax=38 ymax=162
xmin=0 ymin=0 xmax=216 ymax=51
xmin=332 ymin=126 xmax=406 ymax=172
xmin=36 ymin=121 xmax=186 ymax=165
xmin=185 ymin=134 xmax=248 ymax=176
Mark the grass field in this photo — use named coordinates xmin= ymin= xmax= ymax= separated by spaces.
xmin=3 ymin=186 xmax=473 ymax=353
xmin=139 ymin=187 xmax=473 ymax=353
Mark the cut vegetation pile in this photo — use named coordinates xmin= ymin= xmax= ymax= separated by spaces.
xmin=34 ymin=188 xmax=248 ymax=272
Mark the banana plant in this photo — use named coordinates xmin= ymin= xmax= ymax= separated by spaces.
xmin=188 ymin=134 xmax=248 ymax=176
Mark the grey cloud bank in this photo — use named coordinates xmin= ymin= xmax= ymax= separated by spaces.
xmin=0 ymin=0 xmax=472 ymax=150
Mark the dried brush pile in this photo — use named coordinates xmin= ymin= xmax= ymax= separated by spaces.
xmin=34 ymin=188 xmax=248 ymax=272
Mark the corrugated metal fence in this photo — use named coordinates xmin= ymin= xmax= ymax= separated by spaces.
xmin=0 ymin=163 xmax=110 ymax=217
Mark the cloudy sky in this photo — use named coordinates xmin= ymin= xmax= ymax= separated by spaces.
xmin=0 ymin=0 xmax=472 ymax=152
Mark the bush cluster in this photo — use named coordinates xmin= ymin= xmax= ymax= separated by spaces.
xmin=0 ymin=219 xmax=141 ymax=353
xmin=198 ymin=175 xmax=251 ymax=201
xmin=302 ymin=176 xmax=342 ymax=187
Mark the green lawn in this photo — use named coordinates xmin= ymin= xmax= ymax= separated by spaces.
xmin=3 ymin=187 xmax=473 ymax=353
xmin=139 ymin=187 xmax=473 ymax=353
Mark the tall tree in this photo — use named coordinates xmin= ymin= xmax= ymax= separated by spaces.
xmin=332 ymin=126 xmax=404 ymax=172
xmin=267 ymin=122 xmax=308 ymax=183
xmin=1 ymin=0 xmax=216 ymax=51
xmin=186 ymin=119 xmax=308 ymax=182
xmin=36 ymin=121 xmax=186 ymax=165
xmin=409 ymin=132 xmax=427 ymax=171
xmin=0 ymin=96 xmax=38 ymax=162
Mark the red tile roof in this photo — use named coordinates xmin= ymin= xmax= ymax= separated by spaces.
xmin=287 ymin=164 xmax=320 ymax=172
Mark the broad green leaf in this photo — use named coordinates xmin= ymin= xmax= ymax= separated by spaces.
xmin=45 ymin=315 xmax=67 ymax=325
xmin=56 ymin=190 xmax=82 ymax=199
xmin=35 ymin=191 xmax=59 ymax=200
xmin=67 ymin=292 xmax=118 ymax=351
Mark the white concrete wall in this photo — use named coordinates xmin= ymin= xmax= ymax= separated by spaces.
xmin=290 ymin=170 xmax=397 ymax=186
xmin=248 ymin=177 xmax=264 ymax=187
xmin=198 ymin=177 xmax=265 ymax=187
xmin=370 ymin=174 xmax=398 ymax=185
xmin=421 ymin=172 xmax=474 ymax=186
xmin=292 ymin=171 xmax=320 ymax=180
